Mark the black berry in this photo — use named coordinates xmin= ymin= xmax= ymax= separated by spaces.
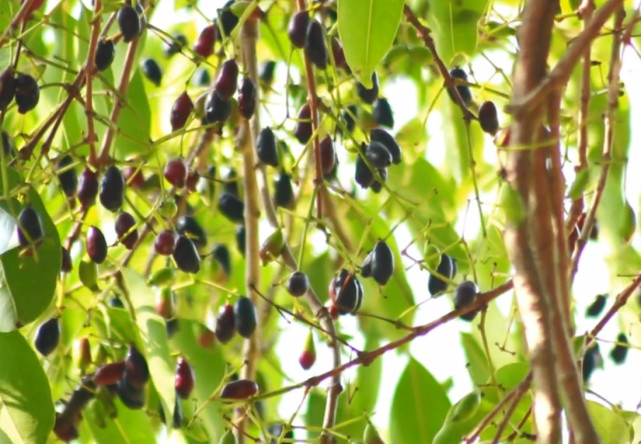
xmin=357 ymin=73 xmax=379 ymax=104
xmin=115 ymin=212 xmax=138 ymax=249
xmin=95 ymin=39 xmax=115 ymax=71
xmin=454 ymin=280 xmax=479 ymax=321
xmin=118 ymin=5 xmax=141 ymax=43
xmin=214 ymin=59 xmax=239 ymax=101
xmin=34 ymin=317 xmax=60 ymax=356
xmin=218 ymin=192 xmax=244 ymax=222
xmin=370 ymin=128 xmax=401 ymax=164
xmin=373 ymin=98 xmax=394 ymax=128
xmin=141 ymin=58 xmax=162 ymax=87
xmin=305 ymin=20 xmax=328 ymax=69
xmin=448 ymin=68 xmax=472 ymax=106
xmin=15 ymin=73 xmax=39 ymax=114
xmin=17 ymin=207 xmax=44 ymax=248
xmin=215 ymin=303 xmax=235 ymax=344
xmin=288 ymin=11 xmax=309 ymax=48
xmin=370 ymin=240 xmax=394 ymax=285
xmin=99 ymin=165 xmax=125 ymax=212
xmin=428 ymin=254 xmax=456 ymax=296
xmin=478 ymin=101 xmax=499 ymax=135
xmin=286 ymin=271 xmax=309 ymax=297
xmin=173 ymin=235 xmax=200 ymax=273
xmin=176 ymin=215 xmax=207 ymax=248
xmin=238 ymin=76 xmax=257 ymax=119
xmin=257 ymin=127 xmax=279 ymax=167
xmin=274 ymin=172 xmax=294 ymax=208
xmin=234 ymin=296 xmax=257 ymax=338
xmin=56 ymin=155 xmax=77 ymax=197
xmin=293 ymin=103 xmax=312 ymax=144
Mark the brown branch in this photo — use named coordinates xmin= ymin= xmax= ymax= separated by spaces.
xmin=492 ymin=374 xmax=534 ymax=443
xmin=84 ymin=0 xmax=102 ymax=166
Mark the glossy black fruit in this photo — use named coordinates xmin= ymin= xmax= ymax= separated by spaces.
xmin=175 ymin=356 xmax=195 ymax=399
xmin=454 ymin=280 xmax=479 ymax=321
xmin=218 ymin=192 xmax=244 ymax=222
xmin=86 ymin=226 xmax=108 ymax=264
xmin=0 ymin=69 xmax=16 ymax=110
xmin=365 ymin=141 xmax=392 ymax=168
xmin=194 ymin=24 xmax=217 ymax=58
xmin=369 ymin=168 xmax=387 ymax=193
xmin=354 ymin=152 xmax=374 ymax=189
xmin=77 ymin=168 xmax=99 ymax=207
xmin=141 ymin=58 xmax=162 ymax=87
xmin=170 ymin=92 xmax=194 ymax=131
xmin=370 ymin=240 xmax=394 ymax=285
xmin=56 ymin=155 xmax=77 ymax=197
xmin=331 ymin=269 xmax=363 ymax=315
xmin=213 ymin=244 xmax=231 ymax=276
xmin=236 ymin=225 xmax=246 ymax=256
xmin=319 ymin=136 xmax=337 ymax=177
xmin=214 ymin=59 xmax=239 ymax=101
xmin=259 ymin=61 xmax=276 ymax=85
xmin=373 ymin=98 xmax=394 ymax=128
xmin=117 ymin=378 xmax=145 ymax=409
xmin=118 ymin=4 xmax=141 ymax=43
xmin=215 ymin=303 xmax=235 ymax=344
xmin=34 ymin=317 xmax=60 ymax=356
xmin=222 ymin=168 xmax=239 ymax=197
xmin=173 ymin=235 xmax=200 ymax=273
xmin=99 ymin=165 xmax=125 ymax=212
xmin=205 ymin=91 xmax=231 ymax=123
xmin=286 ymin=271 xmax=309 ymax=297
xmin=586 ymin=294 xmax=607 ymax=318
xmin=428 ymin=254 xmax=455 ymax=295
xmin=361 ymin=252 xmax=373 ymax=277
xmin=95 ymin=39 xmax=115 ymax=71
xmin=238 ymin=76 xmax=256 ymax=119
xmin=234 ymin=296 xmax=257 ymax=338
xmin=164 ymin=33 xmax=187 ymax=57
xmin=610 ymin=333 xmax=628 ymax=364
xmin=218 ymin=1 xmax=239 ymax=36
xmin=582 ymin=343 xmax=600 ymax=382
xmin=257 ymin=127 xmax=279 ymax=166
xmin=17 ymin=207 xmax=44 ymax=248
xmin=478 ymin=101 xmax=499 ymax=135
xmin=288 ymin=11 xmax=309 ymax=48
xmin=176 ymin=215 xmax=207 ymax=248
xmin=370 ymin=128 xmax=401 ymax=164
xmin=294 ymin=103 xmax=312 ymax=144
xmin=220 ymin=379 xmax=258 ymax=399
xmin=274 ymin=173 xmax=294 ymax=208
xmin=305 ymin=20 xmax=328 ymax=69
xmin=342 ymin=105 xmax=357 ymax=133
xmin=115 ymin=212 xmax=138 ymax=249
xmin=448 ymin=68 xmax=472 ymax=106
xmin=357 ymin=73 xmax=379 ymax=104
xmin=124 ymin=345 xmax=149 ymax=388
xmin=15 ymin=73 xmax=39 ymax=114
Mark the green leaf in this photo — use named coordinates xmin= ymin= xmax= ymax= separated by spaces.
xmin=114 ymin=71 xmax=152 ymax=158
xmin=390 ymin=358 xmax=450 ymax=444
xmin=0 ymin=169 xmax=61 ymax=332
xmin=587 ymin=401 xmax=631 ymax=444
xmin=338 ymin=0 xmax=405 ymax=87
xmin=460 ymin=332 xmax=489 ymax=385
xmin=0 ymin=331 xmax=54 ymax=444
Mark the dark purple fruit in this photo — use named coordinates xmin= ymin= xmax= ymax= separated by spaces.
xmin=330 ymin=269 xmax=363 ymax=315
xmin=95 ymin=39 xmax=115 ymax=71
xmin=17 ymin=207 xmax=44 ymax=248
xmin=215 ymin=303 xmax=235 ymax=344
xmin=94 ymin=361 xmax=126 ymax=386
xmin=61 ymin=247 xmax=72 ymax=272
xmin=582 ymin=343 xmax=600 ymax=382
xmin=294 ymin=103 xmax=312 ymax=144
xmin=56 ymin=155 xmax=77 ymax=197
xmin=173 ymin=235 xmax=200 ymax=273
xmin=34 ymin=317 xmax=60 ymax=356
xmin=610 ymin=333 xmax=628 ymax=364
xmin=586 ymin=294 xmax=607 ymax=318
xmin=222 ymin=168 xmax=239 ymax=197
xmin=354 ymin=152 xmax=374 ymax=189
xmin=319 ymin=136 xmax=337 ymax=177
xmin=365 ymin=141 xmax=392 ymax=168
xmin=361 ymin=252 xmax=373 ymax=277
xmin=448 ymin=68 xmax=472 ymax=106
xmin=214 ymin=59 xmax=239 ymax=101
xmin=170 ymin=92 xmax=194 ymax=131
xmin=288 ymin=11 xmax=309 ymax=48
xmin=259 ymin=61 xmax=276 ymax=85
xmin=86 ymin=226 xmax=108 ymax=264
xmin=175 ymin=356 xmax=195 ymax=399
xmin=218 ymin=192 xmax=244 ymax=222
xmin=234 ymin=296 xmax=257 ymax=338
xmin=478 ymin=101 xmax=499 ymax=135
xmin=274 ymin=172 xmax=294 ymax=208
xmin=370 ymin=240 xmax=394 ymax=285
xmin=428 ymin=254 xmax=455 ymax=295
xmin=369 ymin=168 xmax=387 ymax=193
xmin=454 ymin=280 xmax=479 ymax=321
xmin=77 ymin=167 xmax=99 ymax=207
xmin=124 ymin=345 xmax=149 ymax=388
xmin=15 ymin=73 xmax=39 ymax=114
xmin=213 ymin=244 xmax=231 ymax=276
xmin=0 ymin=69 xmax=16 ymax=110
xmin=238 ymin=76 xmax=256 ymax=119
xmin=108 ymin=296 xmax=125 ymax=308
xmin=373 ymin=98 xmax=394 ymax=128
xmin=357 ymin=73 xmax=379 ymax=104
xmin=220 ymin=379 xmax=258 ymax=399
xmin=141 ymin=58 xmax=162 ymax=87
xmin=115 ymin=212 xmax=138 ymax=249
xmin=331 ymin=37 xmax=348 ymax=71
xmin=342 ymin=105 xmax=357 ymax=133
xmin=117 ymin=378 xmax=145 ymax=409
xmin=236 ymin=225 xmax=246 ymax=256
xmin=164 ymin=33 xmax=187 ymax=57
xmin=286 ymin=271 xmax=309 ymax=297
xmin=370 ymin=128 xmax=401 ymax=164
xmin=218 ymin=1 xmax=239 ymax=36
xmin=154 ymin=230 xmax=177 ymax=255
xmin=194 ymin=24 xmax=217 ymax=58
xmin=118 ymin=5 xmax=141 ymax=43
xmin=177 ymin=215 xmax=207 ymax=248
xmin=305 ymin=20 xmax=328 ymax=69
xmin=164 ymin=157 xmax=188 ymax=188
xmin=99 ymin=165 xmax=125 ymax=212
xmin=205 ymin=91 xmax=231 ymax=123
xmin=257 ymin=127 xmax=279 ymax=166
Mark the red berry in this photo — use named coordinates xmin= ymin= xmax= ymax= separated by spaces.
xmin=197 ymin=327 xmax=216 ymax=348
xmin=123 ymin=166 xmax=145 ymax=189
xmin=299 ymin=350 xmax=315 ymax=370
xmin=154 ymin=230 xmax=177 ymax=255
xmin=215 ymin=303 xmax=235 ymax=344
xmin=94 ymin=361 xmax=126 ymax=386
xmin=77 ymin=168 xmax=99 ymax=208
xmin=237 ymin=76 xmax=256 ymax=119
xmin=115 ymin=212 xmax=138 ymax=249
xmin=175 ymin=356 xmax=195 ymax=399
xmin=124 ymin=345 xmax=149 ymax=389
xmin=170 ymin=92 xmax=194 ymax=131
xmin=288 ymin=11 xmax=309 ymax=48
xmin=319 ymin=136 xmax=336 ymax=177
xmin=220 ymin=379 xmax=258 ymax=400
xmin=185 ymin=170 xmax=199 ymax=192
xmin=293 ymin=103 xmax=312 ymax=144
xmin=214 ymin=59 xmax=239 ymax=101
xmin=331 ymin=37 xmax=348 ymax=71
xmin=194 ymin=24 xmax=217 ymax=58
xmin=154 ymin=287 xmax=176 ymax=319
xmin=164 ymin=158 xmax=188 ymax=188
xmin=86 ymin=226 xmax=108 ymax=264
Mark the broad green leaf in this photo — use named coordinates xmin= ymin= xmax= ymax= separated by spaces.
xmin=114 ymin=71 xmax=152 ymax=158
xmin=0 ymin=169 xmax=61 ymax=332
xmin=338 ymin=0 xmax=404 ymax=87
xmin=0 ymin=331 xmax=54 ymax=444
xmin=460 ymin=332 xmax=489 ymax=385
xmin=434 ymin=396 xmax=495 ymax=444
xmin=390 ymin=358 xmax=450 ymax=444
xmin=587 ymin=401 xmax=631 ymax=444
xmin=85 ymin=397 xmax=157 ymax=444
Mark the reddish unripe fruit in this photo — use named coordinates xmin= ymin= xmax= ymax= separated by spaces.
xmin=154 ymin=230 xmax=177 ymax=255
xmin=77 ymin=168 xmax=98 ymax=208
xmin=86 ymin=226 xmax=108 ymax=264
xmin=122 ymin=166 xmax=145 ymax=189
xmin=288 ymin=11 xmax=309 ymax=48
xmin=53 ymin=417 xmax=78 ymax=442
xmin=94 ymin=361 xmax=126 ymax=386
xmin=220 ymin=379 xmax=258 ymax=400
xmin=124 ymin=345 xmax=149 ymax=389
xmin=154 ymin=287 xmax=176 ymax=319
xmin=294 ymin=103 xmax=312 ymax=144
xmin=194 ymin=24 xmax=217 ymax=58
xmin=478 ymin=101 xmax=499 ymax=135
xmin=214 ymin=59 xmax=239 ymax=101
xmin=21 ymin=0 xmax=45 ymax=16
xmin=215 ymin=303 xmax=235 ymax=344
xmin=115 ymin=212 xmax=138 ymax=249
xmin=164 ymin=158 xmax=188 ymax=188
xmin=185 ymin=170 xmax=199 ymax=192
xmin=327 ymin=303 xmax=339 ymax=320
xmin=319 ymin=136 xmax=336 ymax=177
xmin=170 ymin=92 xmax=194 ymax=131
xmin=299 ymin=331 xmax=316 ymax=370
xmin=237 ymin=76 xmax=256 ymax=119
xmin=175 ymin=356 xmax=195 ymax=399
xmin=197 ymin=327 xmax=216 ymax=348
